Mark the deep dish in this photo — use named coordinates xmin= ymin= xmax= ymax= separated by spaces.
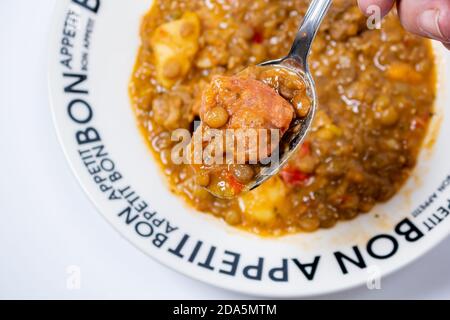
xmin=129 ymin=0 xmax=436 ymax=236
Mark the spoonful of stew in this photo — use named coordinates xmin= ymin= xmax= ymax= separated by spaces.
xmin=190 ymin=0 xmax=333 ymax=199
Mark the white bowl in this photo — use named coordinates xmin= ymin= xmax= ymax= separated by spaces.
xmin=48 ymin=0 xmax=450 ymax=297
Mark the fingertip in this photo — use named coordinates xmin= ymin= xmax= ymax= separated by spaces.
xmin=357 ymin=0 xmax=395 ymax=17
xmin=399 ymin=0 xmax=450 ymax=44
xmin=415 ymin=4 xmax=450 ymax=43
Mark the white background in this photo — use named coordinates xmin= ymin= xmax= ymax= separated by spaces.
xmin=0 ymin=0 xmax=449 ymax=300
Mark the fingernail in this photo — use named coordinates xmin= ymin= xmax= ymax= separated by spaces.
xmin=418 ymin=9 xmax=444 ymax=40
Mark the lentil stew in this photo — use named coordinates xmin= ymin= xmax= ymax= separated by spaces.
xmin=129 ymin=0 xmax=436 ymax=236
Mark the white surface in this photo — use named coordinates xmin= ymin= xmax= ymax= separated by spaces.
xmin=0 ymin=0 xmax=449 ymax=300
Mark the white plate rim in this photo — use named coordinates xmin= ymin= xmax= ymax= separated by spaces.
xmin=47 ymin=0 xmax=450 ymax=298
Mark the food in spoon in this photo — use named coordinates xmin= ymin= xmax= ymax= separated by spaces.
xmin=189 ymin=65 xmax=311 ymax=198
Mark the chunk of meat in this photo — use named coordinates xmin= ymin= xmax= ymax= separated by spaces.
xmin=199 ymin=75 xmax=294 ymax=161
xmin=201 ymin=75 xmax=294 ymax=131
xmin=151 ymin=12 xmax=200 ymax=88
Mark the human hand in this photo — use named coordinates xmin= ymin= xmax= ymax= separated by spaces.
xmin=358 ymin=0 xmax=450 ymax=49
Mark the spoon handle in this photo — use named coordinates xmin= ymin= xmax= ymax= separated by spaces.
xmin=288 ymin=0 xmax=332 ymax=67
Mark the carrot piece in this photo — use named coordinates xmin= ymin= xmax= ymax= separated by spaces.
xmin=279 ymin=168 xmax=311 ymax=186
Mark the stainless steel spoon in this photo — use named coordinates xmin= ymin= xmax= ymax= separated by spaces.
xmin=247 ymin=0 xmax=332 ymax=191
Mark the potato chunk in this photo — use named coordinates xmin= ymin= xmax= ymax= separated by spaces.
xmin=238 ymin=176 xmax=287 ymax=223
xmin=151 ymin=12 xmax=200 ymax=88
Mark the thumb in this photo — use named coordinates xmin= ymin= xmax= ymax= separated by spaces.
xmin=398 ymin=0 xmax=450 ymax=45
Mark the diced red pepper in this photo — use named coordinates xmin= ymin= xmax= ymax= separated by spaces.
xmin=227 ymin=173 xmax=245 ymax=195
xmin=252 ymin=30 xmax=264 ymax=44
xmin=279 ymin=168 xmax=311 ymax=186
xmin=298 ymin=141 xmax=311 ymax=157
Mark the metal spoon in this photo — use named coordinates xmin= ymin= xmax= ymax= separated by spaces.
xmin=246 ymin=0 xmax=332 ymax=191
